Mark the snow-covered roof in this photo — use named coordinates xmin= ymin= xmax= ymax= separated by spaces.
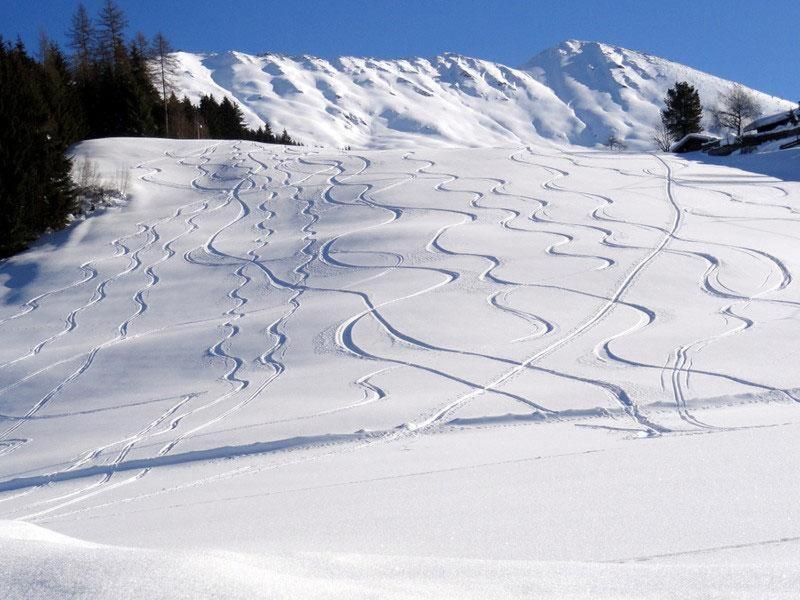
xmin=669 ymin=133 xmax=719 ymax=152
xmin=744 ymin=108 xmax=800 ymax=133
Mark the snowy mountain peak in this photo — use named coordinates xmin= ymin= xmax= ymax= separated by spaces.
xmin=546 ymin=39 xmax=608 ymax=55
xmin=523 ymin=39 xmax=664 ymax=73
xmin=172 ymin=42 xmax=793 ymax=150
xmin=521 ymin=40 xmax=793 ymax=147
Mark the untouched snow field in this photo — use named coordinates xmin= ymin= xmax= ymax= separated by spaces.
xmin=1 ymin=138 xmax=800 ymax=598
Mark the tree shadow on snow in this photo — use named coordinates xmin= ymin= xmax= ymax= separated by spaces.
xmin=0 ymin=224 xmax=83 ymax=305
xmin=1 ymin=261 xmax=40 ymax=305
xmin=680 ymin=147 xmax=800 ymax=183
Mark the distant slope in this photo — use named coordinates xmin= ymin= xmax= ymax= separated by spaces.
xmin=172 ymin=41 xmax=793 ymax=149
xmin=523 ymin=40 xmax=793 ymax=148
xmin=171 ymin=50 xmax=585 ymax=149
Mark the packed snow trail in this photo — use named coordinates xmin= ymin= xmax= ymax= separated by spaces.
xmin=1 ymin=139 xmax=800 ymax=598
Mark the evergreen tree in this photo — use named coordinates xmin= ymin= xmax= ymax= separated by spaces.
xmin=163 ymin=93 xmax=194 ymax=138
xmin=1 ymin=4 xmax=302 ymax=257
xmin=261 ymin=119 xmax=273 ymax=141
xmin=278 ymin=129 xmax=293 ymax=145
xmin=125 ymin=41 xmax=159 ymax=135
xmin=217 ymin=96 xmax=249 ymax=138
xmin=247 ymin=121 xmax=275 ymax=143
xmin=40 ymin=40 xmax=85 ymax=144
xmin=198 ymin=94 xmax=221 ymax=137
xmin=250 ymin=126 xmax=265 ymax=143
xmin=78 ymin=2 xmax=159 ymax=137
xmin=199 ymin=95 xmax=249 ymax=139
xmin=661 ymin=81 xmax=703 ymax=141
xmin=0 ymin=39 xmax=75 ymax=257
xmin=68 ymin=4 xmax=98 ymax=136
xmin=178 ymin=96 xmax=197 ymax=138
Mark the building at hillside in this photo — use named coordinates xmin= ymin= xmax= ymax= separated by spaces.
xmin=743 ymin=107 xmax=800 ymax=135
xmin=670 ymin=133 xmax=720 ymax=153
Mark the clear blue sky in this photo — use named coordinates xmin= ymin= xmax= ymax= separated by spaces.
xmin=2 ymin=0 xmax=798 ymax=100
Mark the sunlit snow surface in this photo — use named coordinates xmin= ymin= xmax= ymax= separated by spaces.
xmin=1 ymin=139 xmax=800 ymax=598
xmin=169 ymin=40 xmax=795 ymax=150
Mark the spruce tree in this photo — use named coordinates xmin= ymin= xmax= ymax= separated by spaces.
xmin=217 ymin=96 xmax=249 ymax=138
xmin=177 ymin=96 xmax=201 ymax=138
xmin=199 ymin=94 xmax=221 ymax=137
xmin=278 ymin=129 xmax=293 ymax=145
xmin=661 ymin=81 xmax=703 ymax=141
xmin=0 ymin=39 xmax=75 ymax=257
xmin=40 ymin=40 xmax=85 ymax=144
xmin=262 ymin=120 xmax=273 ymax=142
xmin=126 ymin=41 xmax=159 ymax=135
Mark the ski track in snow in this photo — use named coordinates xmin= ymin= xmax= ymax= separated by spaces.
xmin=1 ymin=140 xmax=799 ymax=522
xmin=535 ymin=150 xmax=800 ymax=426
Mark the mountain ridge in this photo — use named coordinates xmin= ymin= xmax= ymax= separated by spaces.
xmin=171 ymin=40 xmax=794 ymax=149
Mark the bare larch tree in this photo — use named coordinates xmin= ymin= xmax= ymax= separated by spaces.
xmin=605 ymin=133 xmax=627 ymax=151
xmin=68 ymin=3 xmax=95 ymax=75
xmin=97 ymin=0 xmax=128 ymax=71
xmin=150 ymin=32 xmax=179 ymax=136
xmin=713 ymin=84 xmax=761 ymax=137
xmin=651 ymin=121 xmax=673 ymax=151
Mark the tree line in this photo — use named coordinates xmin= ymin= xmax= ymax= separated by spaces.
xmin=653 ymin=80 xmax=763 ymax=151
xmin=0 ymin=0 xmax=298 ymax=258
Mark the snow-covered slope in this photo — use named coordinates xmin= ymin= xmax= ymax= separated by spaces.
xmin=523 ymin=40 xmax=794 ymax=147
xmin=173 ymin=50 xmax=584 ymax=149
xmin=2 ymin=139 xmax=800 ymax=597
xmin=172 ymin=41 xmax=794 ymax=149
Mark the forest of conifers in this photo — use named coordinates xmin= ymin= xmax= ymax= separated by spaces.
xmin=0 ymin=1 xmax=297 ymax=257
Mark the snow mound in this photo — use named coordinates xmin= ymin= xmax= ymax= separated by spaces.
xmin=2 ymin=520 xmax=798 ymax=600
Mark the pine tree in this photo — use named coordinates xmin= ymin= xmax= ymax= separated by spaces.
xmin=248 ymin=121 xmax=274 ymax=143
xmin=250 ymin=126 xmax=265 ymax=143
xmin=661 ymin=81 xmax=703 ymax=141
